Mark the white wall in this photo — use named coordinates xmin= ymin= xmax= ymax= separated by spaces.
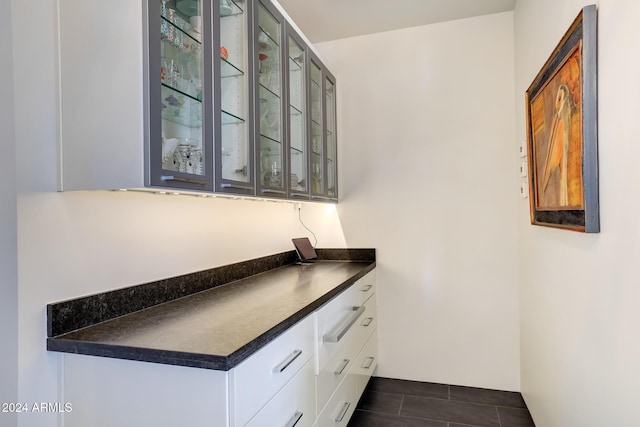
xmin=316 ymin=12 xmax=521 ymax=391
xmin=11 ymin=1 xmax=346 ymax=426
xmin=515 ymin=0 xmax=640 ymax=425
xmin=1 ymin=0 xmax=18 ymax=425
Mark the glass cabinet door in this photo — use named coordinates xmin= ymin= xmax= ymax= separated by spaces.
xmin=216 ymin=0 xmax=253 ymax=195
xmin=151 ymin=0 xmax=213 ymax=191
xmin=255 ymin=0 xmax=286 ymax=197
xmin=309 ymin=57 xmax=324 ymax=197
xmin=287 ymin=29 xmax=308 ymax=198
xmin=325 ymin=73 xmax=337 ymax=199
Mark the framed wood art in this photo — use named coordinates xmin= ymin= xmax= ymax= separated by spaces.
xmin=525 ymin=5 xmax=599 ymax=232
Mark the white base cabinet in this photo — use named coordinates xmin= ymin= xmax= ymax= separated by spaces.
xmin=63 ymin=353 xmax=229 ymax=427
xmin=60 ymin=269 xmax=376 ymax=427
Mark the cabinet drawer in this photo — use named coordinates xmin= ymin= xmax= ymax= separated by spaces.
xmin=353 ymin=294 xmax=377 ymax=354
xmin=316 ymin=372 xmax=356 ymax=427
xmin=354 ymin=270 xmax=376 ymax=306
xmin=245 ymin=358 xmax=315 ymax=427
xmin=316 ymin=285 xmax=362 ymax=371
xmin=232 ymin=314 xmax=315 ymax=427
xmin=316 ymin=294 xmax=376 ymax=410
xmin=353 ymin=333 xmax=378 ymax=400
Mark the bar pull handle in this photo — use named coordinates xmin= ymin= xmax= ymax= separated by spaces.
xmin=362 ymin=357 xmax=375 ymax=370
xmin=334 ymin=402 xmax=351 ymax=423
xmin=334 ymin=359 xmax=350 ymax=376
xmin=323 ymin=306 xmax=365 ymax=343
xmin=261 ymin=189 xmax=287 ymax=195
xmin=360 ymin=284 xmax=373 ymax=292
xmin=272 ymin=349 xmax=302 ymax=374
xmin=161 ymin=175 xmax=207 ymax=185
xmin=361 ymin=317 xmax=374 ymax=327
xmin=220 ymin=183 xmax=254 ymax=190
xmin=284 ymin=411 xmax=303 ymax=427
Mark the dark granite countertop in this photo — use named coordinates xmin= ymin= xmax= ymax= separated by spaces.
xmin=47 ymin=249 xmax=375 ymax=371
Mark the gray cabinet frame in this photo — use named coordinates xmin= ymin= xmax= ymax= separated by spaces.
xmin=215 ymin=0 xmax=257 ymax=196
xmin=285 ymin=23 xmax=311 ymax=200
xmin=143 ymin=0 xmax=336 ymax=201
xmin=146 ymin=0 xmax=215 ymax=192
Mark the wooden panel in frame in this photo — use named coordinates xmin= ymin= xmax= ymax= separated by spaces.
xmin=525 ymin=4 xmax=599 ymax=232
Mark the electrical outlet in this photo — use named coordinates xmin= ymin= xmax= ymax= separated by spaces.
xmin=295 ymin=202 xmax=302 ymax=211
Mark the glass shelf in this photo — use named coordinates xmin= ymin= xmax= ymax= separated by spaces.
xmin=259 ymin=83 xmax=280 ymax=101
xmin=221 ymin=58 xmax=245 ymax=78
xmin=259 ymin=132 xmax=281 ymax=146
xmin=290 ymin=104 xmax=302 ymax=116
xmin=258 ymin=26 xmax=280 ymax=50
xmin=289 ymin=55 xmax=303 ymax=71
xmin=161 ymin=16 xmax=202 ymax=46
xmin=161 ymin=84 xmax=202 ymax=128
xmin=222 ymin=109 xmax=245 ymax=125
xmin=221 ymin=0 xmax=244 ymax=17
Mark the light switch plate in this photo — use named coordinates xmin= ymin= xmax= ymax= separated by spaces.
xmin=520 ymin=182 xmax=529 ymax=198
xmin=519 ymin=161 xmax=528 ymax=177
xmin=519 ymin=140 xmax=527 ymax=158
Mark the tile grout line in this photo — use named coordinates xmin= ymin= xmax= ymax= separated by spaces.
xmin=398 ymin=393 xmax=405 ymax=416
xmin=496 ymin=404 xmax=502 ymax=427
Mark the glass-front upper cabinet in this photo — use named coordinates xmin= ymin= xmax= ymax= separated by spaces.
xmin=325 ymin=72 xmax=337 ymax=199
xmin=150 ymin=0 xmax=213 ymax=191
xmin=216 ymin=0 xmax=254 ymax=195
xmin=286 ymin=28 xmax=308 ymax=198
xmin=309 ymin=55 xmax=325 ymax=198
xmin=255 ymin=0 xmax=286 ymax=198
xmin=309 ymin=52 xmax=338 ymax=201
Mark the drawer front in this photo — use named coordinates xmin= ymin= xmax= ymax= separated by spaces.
xmin=316 ymin=284 xmax=362 ymax=371
xmin=316 ymin=372 xmax=356 ymax=427
xmin=352 ymin=293 xmax=377 ymax=353
xmin=353 ymin=333 xmax=378 ymax=400
xmin=245 ymin=358 xmax=316 ymax=427
xmin=354 ymin=270 xmax=376 ymax=306
xmin=232 ymin=314 xmax=315 ymax=427
xmin=316 ymin=294 xmax=376 ymax=411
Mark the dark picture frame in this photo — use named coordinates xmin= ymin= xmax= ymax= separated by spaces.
xmin=525 ymin=5 xmax=599 ymax=232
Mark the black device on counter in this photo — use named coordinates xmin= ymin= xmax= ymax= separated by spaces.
xmin=292 ymin=237 xmax=317 ymax=263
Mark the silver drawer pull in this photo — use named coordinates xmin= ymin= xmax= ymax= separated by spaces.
xmin=323 ymin=306 xmax=365 ymax=343
xmin=361 ymin=317 xmax=374 ymax=327
xmin=334 ymin=359 xmax=350 ymax=376
xmin=360 ymin=284 xmax=373 ymax=292
xmin=220 ymin=183 xmax=254 ymax=190
xmin=272 ymin=349 xmax=302 ymax=374
xmin=284 ymin=411 xmax=303 ymax=427
xmin=334 ymin=402 xmax=351 ymax=423
xmin=362 ymin=357 xmax=375 ymax=369
xmin=160 ymin=175 xmax=207 ymax=185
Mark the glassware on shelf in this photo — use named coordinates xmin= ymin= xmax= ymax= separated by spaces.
xmin=256 ymin=2 xmax=283 ymax=191
xmin=159 ymin=0 xmax=204 ymax=179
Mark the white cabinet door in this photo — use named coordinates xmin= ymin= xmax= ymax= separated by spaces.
xmin=62 ymin=354 xmax=228 ymax=427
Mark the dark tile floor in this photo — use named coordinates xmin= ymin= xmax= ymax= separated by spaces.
xmin=347 ymin=377 xmax=535 ymax=427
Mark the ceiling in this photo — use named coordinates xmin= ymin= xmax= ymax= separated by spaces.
xmin=277 ymin=0 xmax=516 ymax=43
